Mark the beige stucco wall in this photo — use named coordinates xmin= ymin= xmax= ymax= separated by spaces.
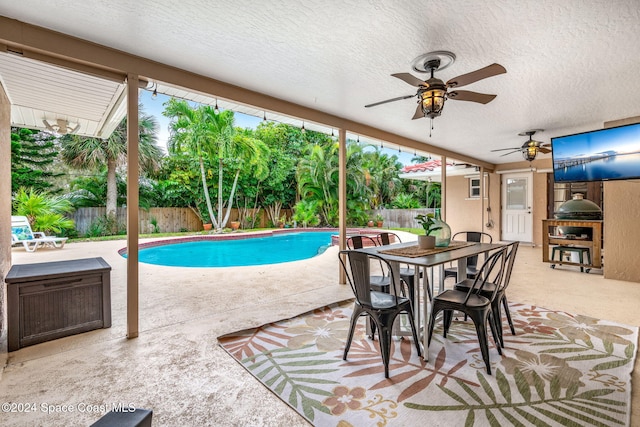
xmin=444 ymin=172 xmax=501 ymax=243
xmin=445 ymin=158 xmax=551 ymax=246
xmin=1 ymin=83 xmax=11 ymax=361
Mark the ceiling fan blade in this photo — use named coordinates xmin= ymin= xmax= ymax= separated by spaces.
xmin=365 ymin=94 xmax=414 ymax=108
xmin=538 ymin=147 xmax=552 ymax=154
xmin=448 ymin=90 xmax=497 ymax=104
xmin=446 ymin=63 xmax=507 ymax=88
xmin=411 ymin=103 xmax=424 ymax=120
xmin=391 ymin=73 xmax=427 ymax=87
xmin=491 ymin=147 xmax=521 ymax=152
xmin=500 ymin=150 xmax=521 ymax=157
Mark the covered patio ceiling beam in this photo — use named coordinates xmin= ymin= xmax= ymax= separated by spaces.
xmin=0 ymin=16 xmax=495 ymax=171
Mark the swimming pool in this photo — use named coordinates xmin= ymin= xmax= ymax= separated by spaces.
xmin=129 ymin=231 xmax=335 ymax=267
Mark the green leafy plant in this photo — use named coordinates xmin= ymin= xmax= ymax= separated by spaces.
xmin=415 ymin=213 xmax=441 ymax=235
xmin=292 ymin=199 xmax=320 ymax=227
xmin=12 ymin=187 xmax=75 ymax=235
xmin=391 ymin=192 xmax=420 ymax=209
xmin=85 ymin=215 xmax=125 ymax=237
xmin=150 ymin=216 xmax=160 ymax=233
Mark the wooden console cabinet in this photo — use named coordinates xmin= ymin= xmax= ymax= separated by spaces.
xmin=6 ymin=257 xmax=112 ymax=351
xmin=542 ymin=219 xmax=603 ymax=270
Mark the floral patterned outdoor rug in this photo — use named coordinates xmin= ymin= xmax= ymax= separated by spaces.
xmin=218 ymin=301 xmax=637 ymax=426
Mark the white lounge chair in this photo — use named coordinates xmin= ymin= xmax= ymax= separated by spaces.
xmin=11 ymin=215 xmax=68 ymax=252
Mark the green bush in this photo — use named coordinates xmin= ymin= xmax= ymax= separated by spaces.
xmin=85 ymin=215 xmax=125 ymax=237
xmin=12 ymin=187 xmax=76 ymax=235
xmin=292 ymin=200 xmax=320 ymax=227
xmin=391 ymin=193 xmax=420 ymax=209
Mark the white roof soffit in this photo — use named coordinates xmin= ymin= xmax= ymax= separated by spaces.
xmin=0 ymin=51 xmax=127 ymax=139
xmin=399 ymin=164 xmax=478 ymax=182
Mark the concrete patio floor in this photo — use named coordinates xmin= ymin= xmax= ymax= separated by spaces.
xmin=1 ymin=235 xmax=639 ymax=426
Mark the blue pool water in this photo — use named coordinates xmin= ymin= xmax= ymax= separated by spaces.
xmin=135 ymin=231 xmax=335 ymax=267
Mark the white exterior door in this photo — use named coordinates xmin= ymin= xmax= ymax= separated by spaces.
xmin=502 ymin=172 xmax=533 ymax=242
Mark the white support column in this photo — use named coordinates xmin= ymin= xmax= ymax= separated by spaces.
xmin=1 ymin=81 xmax=11 ymax=358
xmin=480 ymin=166 xmax=485 ymax=233
xmin=126 ymin=74 xmax=139 ymax=339
xmin=338 ymin=128 xmax=347 ymax=284
xmin=440 ymin=155 xmax=447 ymax=220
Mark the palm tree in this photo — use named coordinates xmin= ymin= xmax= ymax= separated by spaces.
xmin=165 ymin=99 xmax=269 ymax=231
xmin=219 ymin=128 xmax=269 ymax=229
xmin=296 ymin=139 xmax=370 ymax=226
xmin=60 ymin=106 xmax=162 ymax=221
xmin=362 ymin=146 xmax=403 ymax=208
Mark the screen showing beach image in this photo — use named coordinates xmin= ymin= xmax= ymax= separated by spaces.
xmin=552 ymin=123 xmax=640 ymax=182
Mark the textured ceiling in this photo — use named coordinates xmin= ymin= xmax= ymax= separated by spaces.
xmin=1 ymin=0 xmax=640 ymax=164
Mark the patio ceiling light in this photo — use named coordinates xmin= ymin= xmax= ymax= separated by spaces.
xmin=419 ymin=84 xmax=447 ymax=120
xmin=522 ymin=145 xmax=538 ymax=162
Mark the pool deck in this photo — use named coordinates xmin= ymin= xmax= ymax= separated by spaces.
xmin=2 ymin=232 xmax=640 ymax=426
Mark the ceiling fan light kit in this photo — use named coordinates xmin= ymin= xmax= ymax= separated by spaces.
xmin=420 ymin=84 xmax=447 ymax=119
xmin=491 ymin=129 xmax=551 ymax=162
xmin=523 ymin=145 xmax=538 ymax=162
xmin=365 ymin=50 xmax=506 ymax=132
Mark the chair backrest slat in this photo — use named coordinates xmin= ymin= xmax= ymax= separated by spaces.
xmin=376 ymin=232 xmax=402 ymax=246
xmin=452 ymin=231 xmax=493 ymax=268
xmin=347 ymin=235 xmax=378 ymax=250
xmin=339 ymin=250 xmax=399 ymax=308
xmin=463 ymin=246 xmax=507 ymax=305
xmin=496 ymin=241 xmax=519 ymax=294
xmin=344 ymin=250 xmax=372 ymax=305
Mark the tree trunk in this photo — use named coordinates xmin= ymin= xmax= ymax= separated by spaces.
xmin=216 ymin=158 xmax=224 ymax=231
xmin=106 ymin=157 xmax=118 ymax=228
xmin=199 ymin=154 xmax=217 ymax=228
xmin=219 ymin=168 xmax=241 ymax=231
xmin=266 ymin=202 xmax=282 ymax=227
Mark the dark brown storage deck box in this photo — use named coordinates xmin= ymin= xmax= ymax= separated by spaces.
xmin=6 ymin=257 xmax=112 ymax=351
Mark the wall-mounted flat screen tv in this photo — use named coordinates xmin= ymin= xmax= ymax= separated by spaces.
xmin=552 ymin=122 xmax=640 ymax=182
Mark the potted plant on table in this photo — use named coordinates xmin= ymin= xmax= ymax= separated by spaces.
xmin=415 ymin=213 xmax=441 ymax=249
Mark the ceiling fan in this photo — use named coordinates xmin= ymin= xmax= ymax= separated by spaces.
xmin=365 ymin=51 xmax=506 ymax=124
xmin=492 ymin=130 xmax=551 ymax=161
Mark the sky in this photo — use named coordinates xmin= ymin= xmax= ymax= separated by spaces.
xmin=139 ymin=90 xmax=417 ymax=165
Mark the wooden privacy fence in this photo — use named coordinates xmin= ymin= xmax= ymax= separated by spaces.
xmin=72 ymin=207 xmax=431 ymax=235
xmin=73 ymin=207 xmax=202 ymax=235
xmin=372 ymin=208 xmax=435 ymax=229
xmin=72 ymin=207 xmax=293 ymax=235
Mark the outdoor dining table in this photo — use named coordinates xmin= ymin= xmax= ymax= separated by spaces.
xmin=356 ymin=240 xmax=508 ymax=359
